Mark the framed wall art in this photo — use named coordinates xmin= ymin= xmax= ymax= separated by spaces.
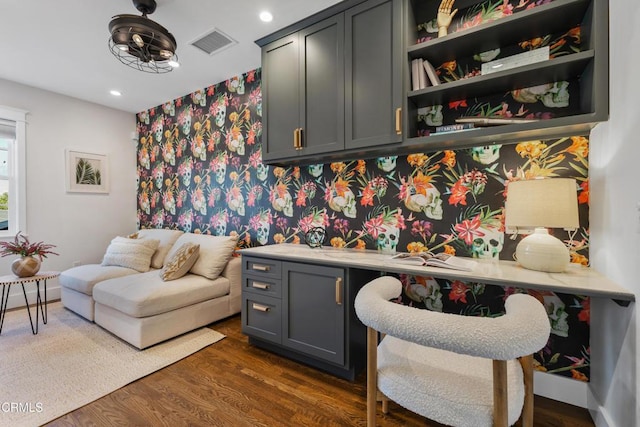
xmin=65 ymin=149 xmax=109 ymax=194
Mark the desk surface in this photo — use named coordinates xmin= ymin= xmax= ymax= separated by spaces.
xmin=241 ymin=245 xmax=635 ymax=303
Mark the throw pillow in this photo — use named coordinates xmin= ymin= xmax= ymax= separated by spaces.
xmin=136 ymin=228 xmax=184 ymax=269
xmin=165 ymin=233 xmax=238 ymax=280
xmin=101 ymin=236 xmax=160 ymax=272
xmin=160 ymin=242 xmax=200 ymax=281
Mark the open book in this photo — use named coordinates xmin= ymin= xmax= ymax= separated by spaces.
xmin=390 ymin=252 xmax=477 ymax=271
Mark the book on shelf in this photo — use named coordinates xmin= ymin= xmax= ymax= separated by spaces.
xmin=390 ymin=252 xmax=477 ymax=272
xmin=411 ymin=58 xmax=431 ymax=91
xmin=435 ymin=123 xmax=475 ymax=133
xmin=423 ymin=59 xmax=440 ymax=86
xmin=481 ymin=46 xmax=550 ymax=76
xmin=455 ymin=116 xmax=539 ymax=126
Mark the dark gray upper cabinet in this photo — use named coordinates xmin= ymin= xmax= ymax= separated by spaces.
xmin=345 ymin=0 xmax=403 ymax=150
xmin=261 ymin=16 xmax=345 ymax=162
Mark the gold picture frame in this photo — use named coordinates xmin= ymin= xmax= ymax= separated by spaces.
xmin=65 ymin=150 xmax=109 ymax=194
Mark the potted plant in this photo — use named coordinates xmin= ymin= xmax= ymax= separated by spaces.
xmin=0 ymin=232 xmax=58 ymax=277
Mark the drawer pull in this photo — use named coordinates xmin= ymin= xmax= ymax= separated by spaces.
xmin=252 ymin=264 xmax=270 ymax=272
xmin=297 ymin=128 xmax=304 ymax=150
xmin=293 ymin=128 xmax=298 ymax=149
xmin=395 ymin=108 xmax=402 ymax=135
xmin=252 ymin=281 xmax=270 ymax=290
xmin=252 ymin=303 xmax=271 ymax=312
xmin=335 ymin=277 xmax=343 ymax=305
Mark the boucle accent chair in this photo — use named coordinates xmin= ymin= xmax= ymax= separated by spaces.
xmin=354 ymin=276 xmax=551 ymax=427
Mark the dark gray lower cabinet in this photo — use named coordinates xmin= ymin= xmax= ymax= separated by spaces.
xmin=241 ymin=255 xmax=376 ymax=380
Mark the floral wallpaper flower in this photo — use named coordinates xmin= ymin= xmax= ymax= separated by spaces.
xmin=136 ymin=67 xmax=591 ymax=381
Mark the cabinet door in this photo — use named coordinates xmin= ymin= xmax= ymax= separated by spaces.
xmin=345 ymin=0 xmax=403 ymax=149
xmin=262 ymin=34 xmax=301 ymax=160
xmin=298 ymin=15 xmax=345 ymax=156
xmin=282 ymin=262 xmax=346 ymax=366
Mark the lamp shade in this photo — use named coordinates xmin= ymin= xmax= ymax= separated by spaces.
xmin=504 ymin=178 xmax=579 ymax=273
xmin=505 ymin=178 xmax=579 ymax=232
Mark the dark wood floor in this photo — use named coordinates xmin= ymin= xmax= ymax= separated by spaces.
xmin=47 ymin=314 xmax=594 ymax=427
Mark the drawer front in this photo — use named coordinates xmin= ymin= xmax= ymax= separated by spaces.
xmin=244 ymin=274 xmax=282 ymax=298
xmin=242 ymin=256 xmax=282 ymax=280
xmin=241 ymin=293 xmax=282 ymax=344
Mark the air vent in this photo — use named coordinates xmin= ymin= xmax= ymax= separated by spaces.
xmin=190 ymin=28 xmax=237 ymax=55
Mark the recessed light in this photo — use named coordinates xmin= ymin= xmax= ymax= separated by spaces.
xmin=168 ymin=59 xmax=180 ymax=68
xmin=259 ymin=11 xmax=273 ymax=22
xmin=110 ymin=90 xmax=122 ymax=96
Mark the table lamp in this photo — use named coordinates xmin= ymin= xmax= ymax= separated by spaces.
xmin=505 ymin=178 xmax=579 ymax=272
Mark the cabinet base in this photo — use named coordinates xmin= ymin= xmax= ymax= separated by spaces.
xmin=248 ymin=336 xmax=362 ymax=381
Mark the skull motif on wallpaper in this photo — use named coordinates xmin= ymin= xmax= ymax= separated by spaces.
xmin=227 ymin=76 xmax=245 ymax=95
xmin=470 ymin=145 xmax=502 ymax=165
xmin=255 ymin=219 xmax=270 ymax=245
xmin=470 ymin=226 xmax=504 ymax=260
xmin=418 ymin=105 xmax=444 ymax=127
xmin=307 ymin=164 xmax=324 ymax=178
xmin=228 ymin=191 xmax=245 ymax=216
xmin=272 ymin=191 xmax=294 ymax=218
xmin=214 ymin=97 xmax=227 ymax=128
xmin=542 ymin=294 xmax=569 ymax=337
xmin=376 ymin=156 xmax=397 ymax=173
xmin=328 ymin=188 xmax=357 ymax=219
xmin=404 ymin=276 xmax=444 ymax=312
xmin=213 ymin=162 xmax=227 ymax=185
xmin=403 ymin=186 xmax=443 ymax=220
xmin=256 ymin=163 xmax=270 ymax=182
xmin=212 ymin=211 xmax=228 ymax=236
xmin=511 ymin=81 xmax=570 ymax=108
xmin=376 ymin=223 xmax=400 ymax=254
xmin=227 ymin=131 xmax=245 ymax=156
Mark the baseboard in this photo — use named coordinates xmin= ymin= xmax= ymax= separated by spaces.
xmin=534 ymin=371 xmax=588 ymax=408
xmin=587 ymin=387 xmax=615 ymax=427
xmin=3 ymin=284 xmax=61 ymax=310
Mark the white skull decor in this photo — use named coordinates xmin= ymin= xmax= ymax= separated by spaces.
xmin=181 ymin=162 xmax=192 ymax=187
xmin=214 ymin=100 xmax=227 ymax=128
xmin=307 ymin=164 xmax=324 ymax=178
xmin=272 ymin=192 xmax=294 ymax=218
xmin=376 ymin=224 xmax=400 ymax=254
xmin=405 ymin=277 xmax=444 ymax=312
xmin=542 ymin=295 xmax=569 ymax=337
xmin=153 ymin=117 xmax=164 ymax=142
xmin=470 ymin=145 xmax=502 ymax=165
xmin=376 ymin=156 xmax=398 ymax=173
xmin=214 ymin=162 xmax=227 ymax=185
xmin=404 ymin=186 xmax=443 ymax=220
xmin=256 ymin=163 xmax=269 ymax=182
xmin=328 ymin=188 xmax=357 ymax=219
xmin=470 ymin=226 xmax=504 ymax=260
xmin=256 ymin=219 xmax=270 ymax=245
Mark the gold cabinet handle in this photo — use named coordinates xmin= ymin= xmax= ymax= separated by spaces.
xmin=252 ymin=303 xmax=271 ymax=312
xmin=335 ymin=277 xmax=343 ymax=305
xmin=293 ymin=128 xmax=299 ymax=149
xmin=251 ymin=281 xmax=270 ymax=290
xmin=395 ymin=108 xmax=402 ymax=135
xmin=296 ymin=128 xmax=304 ymax=150
xmin=252 ymin=264 xmax=270 ymax=272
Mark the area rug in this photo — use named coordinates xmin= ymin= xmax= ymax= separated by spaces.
xmin=0 ymin=302 xmax=225 ymax=427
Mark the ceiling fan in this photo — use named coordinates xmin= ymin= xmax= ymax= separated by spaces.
xmin=108 ymin=0 xmax=179 ymax=73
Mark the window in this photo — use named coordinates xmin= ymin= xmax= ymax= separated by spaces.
xmin=0 ymin=106 xmax=27 ymax=238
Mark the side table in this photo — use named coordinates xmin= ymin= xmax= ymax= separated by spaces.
xmin=0 ymin=271 xmax=60 ymax=335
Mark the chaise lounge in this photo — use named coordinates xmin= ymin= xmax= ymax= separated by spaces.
xmin=60 ymin=228 xmax=241 ymax=349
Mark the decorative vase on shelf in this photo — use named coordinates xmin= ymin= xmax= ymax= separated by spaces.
xmin=11 ymin=256 xmax=41 ymax=278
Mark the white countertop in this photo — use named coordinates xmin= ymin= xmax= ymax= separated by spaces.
xmin=241 ymin=244 xmax=635 ymax=303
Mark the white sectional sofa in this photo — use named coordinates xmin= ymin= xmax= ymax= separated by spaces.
xmin=60 ymin=229 xmax=241 ymax=349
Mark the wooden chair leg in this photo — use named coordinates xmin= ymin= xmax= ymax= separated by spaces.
xmin=519 ymin=355 xmax=534 ymax=427
xmin=366 ymin=327 xmax=378 ymax=427
xmin=493 ymin=359 xmax=508 ymax=427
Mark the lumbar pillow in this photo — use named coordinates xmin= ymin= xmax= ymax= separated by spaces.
xmin=160 ymin=242 xmax=200 ymax=281
xmin=101 ymin=236 xmax=160 ymax=272
xmin=165 ymin=233 xmax=238 ymax=280
xmin=136 ymin=228 xmax=184 ymax=269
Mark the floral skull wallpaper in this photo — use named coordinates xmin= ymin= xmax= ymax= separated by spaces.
xmin=136 ymin=63 xmax=591 ymax=381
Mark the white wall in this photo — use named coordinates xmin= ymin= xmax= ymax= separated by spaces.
xmin=588 ymin=0 xmax=639 ymax=426
xmin=0 ymin=78 xmax=137 ymax=309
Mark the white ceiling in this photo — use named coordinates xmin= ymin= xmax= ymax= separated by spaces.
xmin=0 ymin=0 xmax=342 ymax=114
